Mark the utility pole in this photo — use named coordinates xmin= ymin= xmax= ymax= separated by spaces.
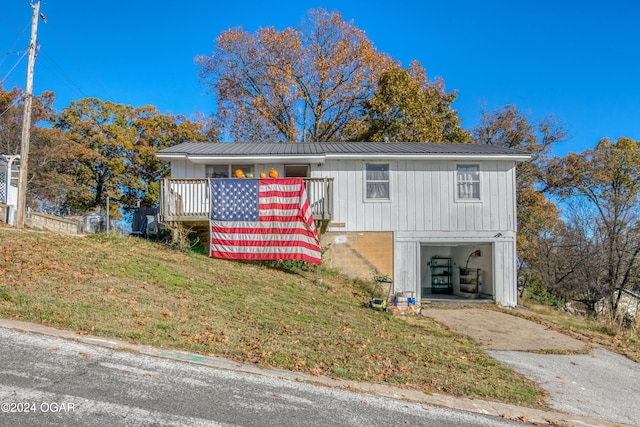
xmin=15 ymin=1 xmax=41 ymax=229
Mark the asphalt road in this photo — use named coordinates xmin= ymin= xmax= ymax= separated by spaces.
xmin=489 ymin=348 xmax=640 ymax=426
xmin=428 ymin=308 xmax=640 ymax=427
xmin=0 ymin=327 xmax=524 ymax=427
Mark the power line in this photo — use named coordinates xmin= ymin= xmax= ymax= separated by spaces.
xmin=39 ymin=50 xmax=87 ymax=99
xmin=0 ymin=6 xmax=31 ymax=68
xmin=0 ymin=95 xmax=24 ymax=120
xmin=44 ymin=19 xmax=114 ymax=101
xmin=0 ymin=49 xmax=28 ymax=57
xmin=0 ymin=49 xmax=29 ymax=85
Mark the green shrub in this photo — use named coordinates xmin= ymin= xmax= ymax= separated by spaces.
xmin=522 ymin=278 xmax=564 ymax=308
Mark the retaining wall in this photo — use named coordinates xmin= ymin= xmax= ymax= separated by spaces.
xmin=25 ymin=212 xmax=81 ymax=235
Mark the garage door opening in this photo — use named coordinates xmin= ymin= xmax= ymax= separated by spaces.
xmin=420 ymin=243 xmax=493 ymax=302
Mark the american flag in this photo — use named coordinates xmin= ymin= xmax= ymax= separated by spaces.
xmin=209 ymin=178 xmax=322 ymax=265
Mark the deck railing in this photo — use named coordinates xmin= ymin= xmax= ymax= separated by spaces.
xmin=159 ymin=177 xmax=333 ymax=223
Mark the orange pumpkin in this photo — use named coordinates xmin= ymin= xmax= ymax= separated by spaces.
xmin=268 ymin=168 xmax=278 ymax=178
xmin=234 ymin=169 xmax=244 ymax=178
xmin=259 ymin=172 xmax=267 ymax=179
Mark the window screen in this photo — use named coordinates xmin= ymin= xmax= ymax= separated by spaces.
xmin=366 ymin=163 xmax=390 ymax=199
xmin=457 ymin=164 xmax=480 ymax=199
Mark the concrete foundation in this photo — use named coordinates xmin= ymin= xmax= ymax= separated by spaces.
xmin=321 ymin=231 xmax=393 ymax=280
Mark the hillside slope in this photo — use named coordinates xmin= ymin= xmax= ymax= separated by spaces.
xmin=0 ymin=226 xmax=544 ymax=406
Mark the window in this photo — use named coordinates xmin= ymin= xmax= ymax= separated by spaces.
xmin=366 ymin=163 xmax=390 ymax=200
xmin=206 ymin=165 xmax=229 ymax=178
xmin=284 ymin=164 xmax=309 ymax=177
xmin=231 ymin=165 xmax=254 ymax=178
xmin=457 ymin=164 xmax=480 ymax=200
xmin=207 ymin=165 xmax=256 ymax=178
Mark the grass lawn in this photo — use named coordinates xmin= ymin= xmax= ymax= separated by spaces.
xmin=0 ymin=226 xmax=565 ymax=408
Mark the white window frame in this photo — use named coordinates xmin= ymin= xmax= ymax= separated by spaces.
xmin=456 ymin=164 xmax=481 ymax=201
xmin=364 ymin=162 xmax=391 ymax=201
xmin=206 ymin=164 xmax=257 ymax=178
xmin=231 ymin=164 xmax=254 ymax=178
xmin=205 ymin=165 xmax=230 ymax=178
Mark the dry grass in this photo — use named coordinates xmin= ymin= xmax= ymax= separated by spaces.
xmin=0 ymin=227 xmax=545 ymax=406
xmin=502 ymin=303 xmax=640 ymax=363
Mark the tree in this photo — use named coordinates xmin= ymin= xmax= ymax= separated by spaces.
xmin=539 ymin=201 xmax=608 ymax=310
xmin=196 ymin=8 xmax=391 ymax=142
xmin=546 ymin=137 xmax=640 ymax=311
xmin=27 ymin=126 xmax=74 ymax=212
xmin=472 ymin=105 xmax=567 ymax=295
xmin=125 ymin=106 xmax=217 ymax=211
xmin=54 ymin=99 xmax=213 ymax=217
xmin=473 ymin=104 xmax=566 ymax=187
xmin=357 ymin=61 xmax=470 ymax=142
xmin=0 ymin=85 xmax=24 ymax=155
xmin=54 ymin=99 xmax=136 ymax=217
xmin=0 ymin=85 xmax=68 ymax=210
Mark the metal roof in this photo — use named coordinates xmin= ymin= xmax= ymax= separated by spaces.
xmin=156 ymin=142 xmax=530 ymax=160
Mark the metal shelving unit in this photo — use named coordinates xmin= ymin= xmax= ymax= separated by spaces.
xmin=430 ymin=256 xmax=452 ymax=294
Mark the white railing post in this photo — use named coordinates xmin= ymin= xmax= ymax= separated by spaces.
xmin=159 ymin=177 xmax=332 ymax=223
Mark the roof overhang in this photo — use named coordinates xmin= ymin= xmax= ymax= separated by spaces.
xmin=325 ymin=153 xmax=532 ymax=162
xmin=156 ymin=154 xmax=327 ymax=164
xmin=157 ymin=153 xmax=530 ymax=164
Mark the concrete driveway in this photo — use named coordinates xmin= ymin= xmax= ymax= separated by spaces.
xmin=427 ymin=308 xmax=640 ymax=426
xmin=426 ymin=308 xmax=589 ymax=352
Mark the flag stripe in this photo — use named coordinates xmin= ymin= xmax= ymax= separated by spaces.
xmin=210 ymin=226 xmax=319 ymax=241
xmin=212 ymin=239 xmax=321 ymax=251
xmin=211 ymin=228 xmax=318 ymax=240
xmin=209 ymin=178 xmax=322 ymax=265
xmin=210 ymin=250 xmax=321 ymax=265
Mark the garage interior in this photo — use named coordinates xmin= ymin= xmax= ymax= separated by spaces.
xmin=420 ymin=243 xmax=494 ymax=302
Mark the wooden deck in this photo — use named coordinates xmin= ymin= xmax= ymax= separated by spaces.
xmin=158 ymin=178 xmax=333 ymax=226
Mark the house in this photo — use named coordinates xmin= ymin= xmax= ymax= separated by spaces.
xmin=0 ymin=154 xmax=20 ymax=225
xmin=155 ymin=142 xmax=530 ymax=307
xmin=596 ymin=288 xmax=640 ymax=324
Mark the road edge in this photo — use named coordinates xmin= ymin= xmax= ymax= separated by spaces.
xmin=0 ymin=318 xmax=630 ymax=427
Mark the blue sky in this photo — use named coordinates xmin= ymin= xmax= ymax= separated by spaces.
xmin=1 ymin=1 xmax=638 ymax=157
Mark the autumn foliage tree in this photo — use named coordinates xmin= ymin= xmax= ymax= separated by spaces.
xmin=0 ymin=85 xmax=70 ymax=210
xmin=126 ymin=107 xmax=218 ymax=210
xmin=358 ymin=61 xmax=470 ymax=142
xmin=54 ymin=99 xmax=136 ymax=217
xmin=0 ymin=85 xmax=24 ymax=155
xmin=54 ymin=99 xmax=213 ymax=217
xmin=473 ymin=105 xmax=566 ymax=295
xmin=196 ymin=9 xmax=392 ymax=142
xmin=545 ymin=137 xmax=640 ymax=311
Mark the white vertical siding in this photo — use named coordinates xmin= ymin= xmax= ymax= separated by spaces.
xmin=171 ymin=160 xmax=204 ymax=178
xmin=493 ymin=239 xmax=517 ymax=306
xmin=430 ymin=163 xmax=441 ymax=230
xmin=486 ymin=162 xmax=499 ymax=230
xmin=321 ymin=158 xmax=519 ymax=306
xmin=169 ymin=157 xmax=517 ymax=235
xmin=394 ymin=239 xmax=418 ymax=294
xmin=168 ymin=155 xmax=520 ymax=305
xmin=323 ymin=158 xmax=517 ymax=235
